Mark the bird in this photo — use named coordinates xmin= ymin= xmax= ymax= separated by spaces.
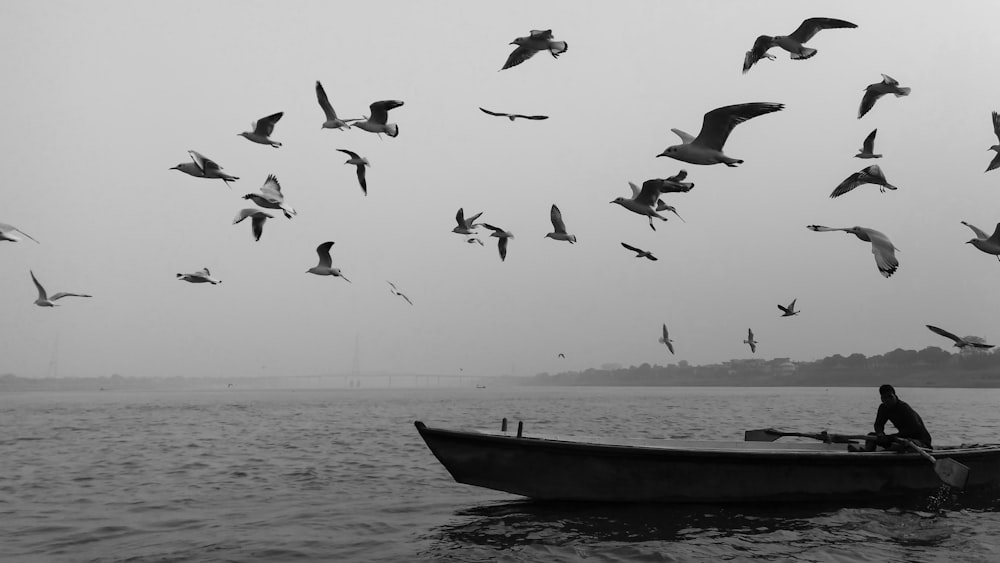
xmin=545 ymin=204 xmax=576 ymax=243
xmin=0 ymin=222 xmax=40 ymax=243
xmin=30 ymin=270 xmax=91 ymax=307
xmin=352 ymin=100 xmax=404 ymax=138
xmin=387 ymin=281 xmax=413 ymax=305
xmin=659 ymin=324 xmax=675 ymax=355
xmin=742 ymin=17 xmax=857 ymax=73
xmin=620 ymin=242 xmax=657 ymax=261
xmin=501 ymin=29 xmax=568 ymax=70
xmin=232 ymin=208 xmax=274 ymax=242
xmin=986 ymin=112 xmax=1000 ymax=172
xmin=611 ymin=180 xmax=674 ymax=230
xmin=926 ymin=325 xmax=994 ymax=350
xmin=479 ymin=107 xmax=548 ymax=121
xmin=243 ymin=174 xmax=296 ymax=218
xmin=337 ymin=149 xmax=370 ymax=195
xmin=238 ymin=112 xmax=283 ymax=147
xmin=558 ymin=353 xmax=566 ymax=359
xmin=176 ymin=268 xmax=221 ymax=285
xmin=855 ymin=129 xmax=882 ymax=159
xmin=859 ymin=74 xmax=910 ymax=119
xmin=466 ymin=237 xmax=484 ymax=246
xmin=830 ymin=165 xmax=897 ymax=198
xmin=744 ymin=329 xmax=758 ymax=353
xmin=306 ymin=241 xmax=350 ymax=282
xmin=964 ymin=221 xmax=1000 ymax=260
xmin=171 ymin=150 xmax=239 ymax=187
xmin=482 ymin=224 xmax=514 ymax=261
xmin=453 ymin=208 xmax=484 ymax=235
xmin=316 ymin=80 xmax=360 ymax=130
xmin=657 ymin=102 xmax=784 ymax=166
xmin=807 ymin=225 xmax=899 ymax=278
xmin=778 ymin=299 xmax=800 ymax=317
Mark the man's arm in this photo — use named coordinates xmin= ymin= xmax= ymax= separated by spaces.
xmin=874 ymin=404 xmax=888 ymax=435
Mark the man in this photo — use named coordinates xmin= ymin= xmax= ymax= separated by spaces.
xmin=856 ymin=384 xmax=932 ymax=452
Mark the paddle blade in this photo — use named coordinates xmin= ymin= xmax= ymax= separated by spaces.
xmin=744 ymin=429 xmax=782 ymax=442
xmin=934 ymin=458 xmax=970 ymax=489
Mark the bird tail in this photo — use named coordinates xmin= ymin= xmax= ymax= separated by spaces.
xmin=791 ymin=47 xmax=817 ymax=60
xmin=549 ymin=41 xmax=568 ymax=56
xmin=385 ymin=124 xmax=399 ymax=137
xmin=894 ymin=87 xmax=911 ymax=97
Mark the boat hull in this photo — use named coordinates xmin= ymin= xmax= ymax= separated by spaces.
xmin=415 ymin=421 xmax=1000 ymax=503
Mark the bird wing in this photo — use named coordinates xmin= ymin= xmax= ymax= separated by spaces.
xmin=515 ymin=114 xmax=549 ymax=120
xmin=858 ymin=87 xmax=883 ymax=119
xmin=692 ymin=103 xmax=783 ymax=151
xmin=188 ymin=150 xmax=215 ymax=173
xmin=550 ymin=204 xmax=567 ymax=233
xmin=251 ymin=214 xmax=267 ymax=241
xmin=356 ymin=165 xmax=367 ymax=195
xmin=316 ymin=241 xmax=334 ymax=268
xmin=502 ymin=44 xmax=537 ymax=70
xmin=233 ymin=208 xmax=255 ymax=224
xmin=621 ymin=242 xmax=642 ymax=253
xmin=830 ymin=170 xmax=867 ymax=198
xmin=627 ymin=182 xmax=641 ymax=199
xmin=337 ymin=148 xmax=361 ymax=160
xmin=865 ymin=229 xmax=899 ymax=277
xmin=861 ymin=129 xmax=877 ymax=153
xmin=529 ymin=29 xmax=554 ymax=40
xmin=788 ymin=298 xmax=797 ymax=311
xmin=987 ymin=223 xmax=1000 ymax=244
xmin=455 ymin=208 xmax=466 ymax=227
xmin=743 ymin=35 xmax=775 ymax=73
xmin=961 ymin=221 xmax=990 ymax=240
xmin=11 ymin=225 xmax=39 ymax=243
xmin=778 ymin=304 xmax=790 ymax=314
xmin=994 ymin=111 xmax=1000 ymax=142
xmin=482 ymin=223 xmax=505 ymax=234
xmin=368 ymin=100 xmax=403 ymax=124
xmin=748 ymin=328 xmax=754 ymax=340
xmin=260 ymin=174 xmax=283 ymax=199
xmin=497 ymin=237 xmax=508 ymax=261
xmin=479 ymin=107 xmax=508 ymax=118
xmin=987 ymin=151 xmax=1000 ymax=172
xmin=644 ymin=177 xmax=694 ymax=194
xmin=789 ymin=17 xmax=857 ymax=43
xmin=30 ymin=270 xmax=47 ymax=300
xmin=254 ymin=112 xmax=283 ymax=136
xmin=880 ymin=74 xmax=899 ymax=86
xmin=50 ymin=292 xmax=92 ymax=301
xmin=635 ymin=181 xmax=664 ymax=206
xmin=670 ymin=128 xmax=695 ymax=144
xmin=666 ymin=340 xmax=674 ymax=354
xmin=749 ymin=341 xmax=756 ymax=353
xmin=315 ymin=81 xmax=337 ymax=120
xmin=926 ymin=324 xmax=962 ymax=344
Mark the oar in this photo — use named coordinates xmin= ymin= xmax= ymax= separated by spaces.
xmin=895 ymin=438 xmax=969 ymax=489
xmin=744 ymin=428 xmax=861 ymax=444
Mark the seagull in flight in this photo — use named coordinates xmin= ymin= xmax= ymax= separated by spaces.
xmin=744 ymin=328 xmax=758 ymax=353
xmin=306 ymin=241 xmax=350 ymax=282
xmin=777 ymin=299 xmax=800 ymax=317
xmin=0 ymin=222 xmax=39 ymax=243
xmin=501 ymin=29 xmax=568 ymax=70
xmin=963 ymin=221 xmax=1000 ymax=260
xmin=855 ymin=129 xmax=882 ymax=159
xmin=479 ymin=107 xmax=549 ymax=121
xmin=243 ymin=174 xmax=296 ymax=218
xmin=545 ymin=204 xmax=576 ymax=243
xmin=986 ymin=112 xmax=1000 ymax=172
xmin=337 ymin=149 xmax=370 ymax=195
xmin=807 ymin=225 xmax=899 ymax=278
xmin=558 ymin=353 xmax=566 ymax=359
xmin=483 ymin=224 xmax=514 ymax=261
xmin=742 ymin=17 xmax=857 ymax=73
xmin=620 ymin=242 xmax=657 ymax=261
xmin=926 ymin=325 xmax=994 ymax=349
xmin=239 ymin=112 xmax=283 ymax=147
xmin=30 ymin=270 xmax=91 ymax=307
xmin=316 ymin=81 xmax=360 ymax=130
xmin=830 ymin=165 xmax=897 ymax=198
xmin=387 ymin=281 xmax=413 ymax=305
xmin=171 ymin=150 xmax=239 ymax=188
xmin=859 ymin=74 xmax=910 ymax=119
xmin=232 ymin=208 xmax=274 ymax=242
xmin=453 ymin=208 xmax=484 ymax=235
xmin=659 ymin=324 xmax=675 ymax=354
xmin=657 ymin=102 xmax=784 ymax=166
xmin=611 ymin=181 xmax=674 ymax=230
xmin=176 ymin=268 xmax=221 ymax=285
xmin=352 ymin=100 xmax=404 ymax=138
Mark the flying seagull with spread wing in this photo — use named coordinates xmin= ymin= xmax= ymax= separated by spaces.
xmin=306 ymin=241 xmax=350 ymax=282
xmin=0 ymin=222 xmax=40 ymax=243
xmin=856 ymin=129 xmax=882 ymax=159
xmin=807 ymin=225 xmax=899 ymax=278
xmin=620 ymin=242 xmax=657 ymax=261
xmin=744 ymin=328 xmax=758 ymax=353
xmin=964 ymin=221 xmax=1000 ymax=260
xmin=30 ymin=270 xmax=91 ymax=307
xmin=778 ymin=299 xmax=800 ymax=317
xmin=926 ymin=325 xmax=994 ymax=349
xmin=387 ymin=281 xmax=413 ymax=305
xmin=479 ymin=107 xmax=548 ymax=121
xmin=501 ymin=29 xmax=568 ymax=70
xmin=657 ymin=102 xmax=784 ymax=166
xmin=659 ymin=324 xmax=675 ymax=354
xmin=176 ymin=268 xmax=221 ymax=285
xmin=830 ymin=165 xmax=897 ymax=198
xmin=743 ymin=17 xmax=857 ymax=73
xmin=232 ymin=208 xmax=274 ymax=242
xmin=987 ymin=112 xmax=1000 ymax=172
xmin=239 ymin=112 xmax=283 ymax=147
xmin=545 ymin=204 xmax=576 ymax=243
xmin=353 ymin=100 xmax=404 ymax=138
xmin=316 ymin=81 xmax=360 ymax=130
xmin=612 ymin=180 xmax=677 ymax=230
xmin=859 ymin=74 xmax=910 ymax=119
xmin=243 ymin=174 xmax=296 ymax=218
xmin=337 ymin=149 xmax=370 ymax=195
xmin=171 ymin=150 xmax=239 ymax=188
xmin=453 ymin=208 xmax=484 ymax=235
xmin=483 ymin=223 xmax=514 ymax=261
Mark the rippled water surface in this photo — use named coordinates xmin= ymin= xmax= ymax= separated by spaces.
xmin=2 ymin=385 xmax=1000 ymax=562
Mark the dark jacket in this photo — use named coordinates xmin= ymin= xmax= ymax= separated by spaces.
xmin=875 ymin=399 xmax=932 ymax=446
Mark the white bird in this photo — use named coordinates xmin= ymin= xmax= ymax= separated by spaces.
xmin=453 ymin=208 xmax=484 ymax=235
xmin=778 ymin=299 xmax=800 ymax=317
xmin=926 ymin=325 xmax=994 ymax=350
xmin=830 ymin=165 xmax=897 ymax=198
xmin=859 ymin=74 xmax=910 ymax=119
xmin=352 ymin=100 xmax=404 ymax=138
xmin=620 ymin=242 xmax=657 ymax=261
xmin=232 ymin=208 xmax=274 ymax=241
xmin=171 ymin=150 xmax=239 ymax=188
xmin=659 ymin=324 xmax=675 ymax=354
xmin=611 ymin=181 xmax=673 ymax=230
xmin=742 ymin=17 xmax=857 ymax=73
xmin=30 ymin=270 xmax=91 ymax=307
xmin=177 ymin=268 xmax=221 ymax=285
xmin=0 ymin=222 xmax=40 ymax=243
xmin=316 ymin=81 xmax=360 ymax=130
xmin=337 ymin=149 xmax=370 ymax=196
xmin=744 ymin=329 xmax=758 ymax=353
xmin=964 ymin=221 xmax=1000 ymax=260
xmin=501 ymin=29 xmax=568 ymax=70
xmin=238 ymin=112 xmax=283 ymax=147
xmin=657 ymin=103 xmax=784 ymax=166
xmin=306 ymin=241 xmax=350 ymax=282
xmin=482 ymin=224 xmax=514 ymax=261
xmin=545 ymin=204 xmax=576 ymax=243
xmin=986 ymin=112 xmax=1000 ymax=172
xmin=243 ymin=174 xmax=296 ymax=218
xmin=807 ymin=225 xmax=899 ymax=278
xmin=855 ymin=129 xmax=882 ymax=159
xmin=387 ymin=281 xmax=413 ymax=305
xmin=479 ymin=107 xmax=549 ymax=121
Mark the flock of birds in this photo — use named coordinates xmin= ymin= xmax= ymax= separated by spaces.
xmin=3 ymin=19 xmax=998 ymax=367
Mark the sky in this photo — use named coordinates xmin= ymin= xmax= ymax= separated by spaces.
xmin=2 ymin=1 xmax=1000 ymax=380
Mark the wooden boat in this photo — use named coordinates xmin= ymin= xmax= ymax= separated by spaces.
xmin=414 ymin=421 xmax=1000 ymax=503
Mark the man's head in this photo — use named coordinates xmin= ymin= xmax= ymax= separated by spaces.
xmin=879 ymin=384 xmax=898 ymax=406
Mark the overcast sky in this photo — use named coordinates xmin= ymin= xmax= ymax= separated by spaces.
xmin=3 ymin=1 xmax=1000 ymax=379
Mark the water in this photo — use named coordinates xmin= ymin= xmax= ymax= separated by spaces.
xmin=2 ymin=385 xmax=999 ymax=562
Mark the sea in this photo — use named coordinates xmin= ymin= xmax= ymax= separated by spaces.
xmin=2 ymin=385 xmax=1000 ymax=562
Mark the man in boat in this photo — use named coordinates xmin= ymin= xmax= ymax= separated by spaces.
xmin=851 ymin=384 xmax=932 ymax=452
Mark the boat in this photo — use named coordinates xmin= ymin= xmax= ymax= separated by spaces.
xmin=414 ymin=421 xmax=1000 ymax=503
